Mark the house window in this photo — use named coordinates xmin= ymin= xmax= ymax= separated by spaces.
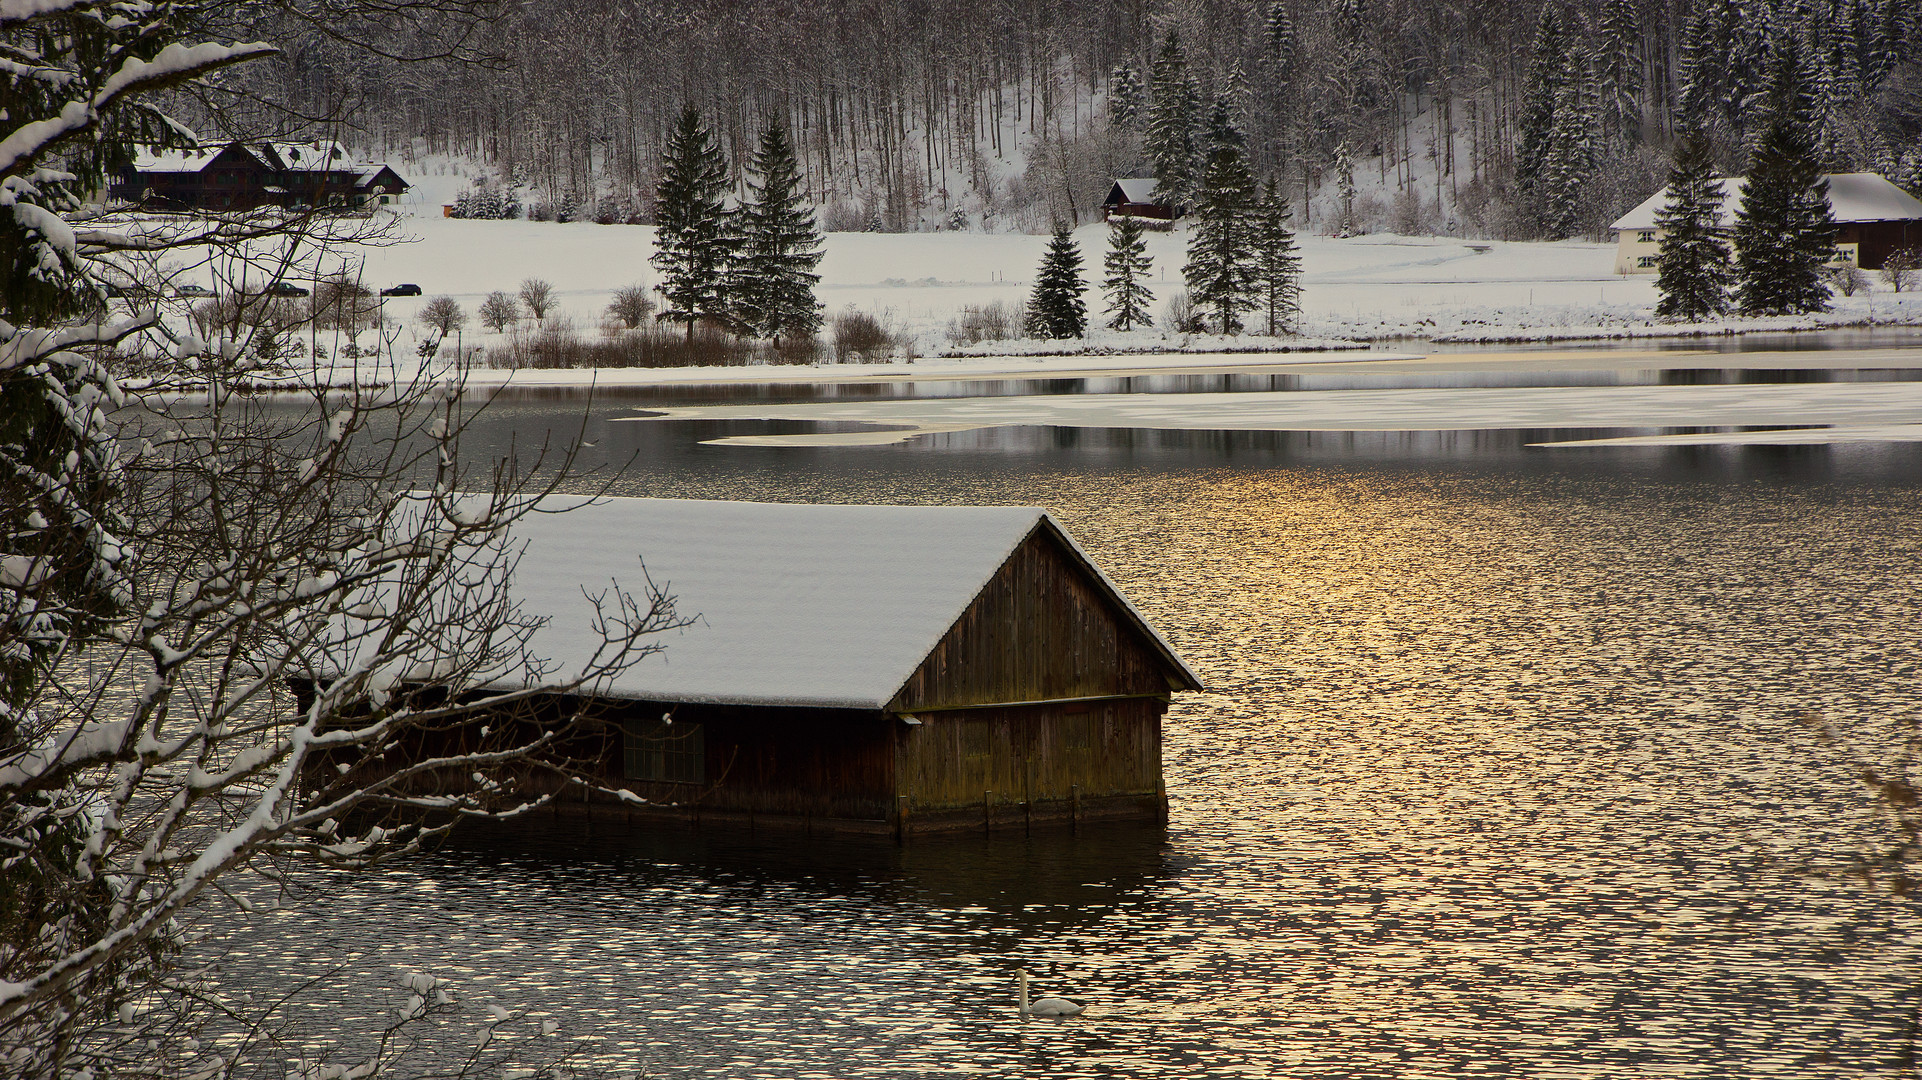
xmin=624 ymin=717 xmax=703 ymax=784
xmin=1637 ymin=255 xmax=1657 ymax=268
xmin=1638 ymin=231 xmax=1657 ymax=243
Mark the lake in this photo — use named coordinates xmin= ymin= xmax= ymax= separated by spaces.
xmin=219 ymin=350 xmax=1922 ymax=1077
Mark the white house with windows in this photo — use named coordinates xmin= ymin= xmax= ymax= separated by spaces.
xmin=1609 ymin=172 xmax=1922 ymax=275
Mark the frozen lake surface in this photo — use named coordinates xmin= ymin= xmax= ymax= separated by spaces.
xmin=215 ymin=349 xmax=1922 ymax=1077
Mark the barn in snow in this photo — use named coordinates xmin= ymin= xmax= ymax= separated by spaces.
xmin=342 ymin=497 xmax=1202 ymax=836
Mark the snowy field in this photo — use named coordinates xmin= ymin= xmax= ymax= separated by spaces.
xmin=159 ymin=211 xmax=1922 ymax=372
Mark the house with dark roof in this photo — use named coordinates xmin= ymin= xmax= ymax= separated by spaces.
xmin=111 ymin=141 xmax=410 ymax=211
xmin=1609 ymin=172 xmax=1922 ymax=274
xmin=310 ymin=496 xmax=1203 ymax=837
xmin=1102 ymin=177 xmax=1181 ymax=222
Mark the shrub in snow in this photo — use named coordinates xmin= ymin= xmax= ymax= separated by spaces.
xmin=833 ymin=309 xmax=901 ymax=362
xmin=1828 ymin=265 xmax=1868 ymax=297
xmin=1883 ymin=248 xmax=1918 ymax=293
xmin=607 ymin=285 xmax=655 ymax=328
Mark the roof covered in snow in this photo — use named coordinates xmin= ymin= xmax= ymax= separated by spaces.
xmin=1610 ymin=172 xmax=1922 ymax=231
xmin=130 ymin=145 xmax=242 ymax=173
xmin=1106 ymin=178 xmax=1164 ymax=205
xmin=396 ymin=496 xmax=1196 ymax=711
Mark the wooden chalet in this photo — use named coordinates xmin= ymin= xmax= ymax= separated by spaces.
xmin=1609 ymin=171 xmax=1922 ymax=274
xmin=1102 ymin=177 xmax=1180 ymax=222
xmin=321 ymin=497 xmax=1202 ymax=837
xmin=112 ymin=141 xmax=410 ymax=211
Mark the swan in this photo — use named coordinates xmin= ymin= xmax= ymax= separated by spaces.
xmin=1018 ymin=968 xmax=1084 ymax=1017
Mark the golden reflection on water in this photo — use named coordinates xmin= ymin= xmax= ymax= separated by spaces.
xmin=214 ymin=438 xmax=1922 ymax=1078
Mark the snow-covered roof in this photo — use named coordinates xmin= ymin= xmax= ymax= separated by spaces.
xmin=261 ymin=140 xmax=350 ymax=170
xmin=1108 ymin=178 xmax=1163 ymax=205
xmin=390 ymin=496 xmax=1195 ymax=711
xmin=1610 ymin=172 xmax=1922 ymax=231
xmin=129 ymin=146 xmax=235 ymax=173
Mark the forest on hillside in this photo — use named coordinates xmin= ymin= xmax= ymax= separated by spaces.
xmin=213 ymin=0 xmax=1922 ymax=239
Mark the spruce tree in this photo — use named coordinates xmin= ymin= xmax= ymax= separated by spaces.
xmin=1539 ymin=59 xmax=1597 ymax=239
xmin=1183 ymin=123 xmax=1260 ymax=335
xmin=1654 ymin=126 xmax=1733 ymax=321
xmin=1026 ymin=226 xmax=1087 ymax=339
xmin=652 ymin=104 xmax=735 ymax=342
xmin=1734 ymin=41 xmax=1837 ymax=315
xmin=1253 ymin=180 xmax=1302 ymax=335
xmin=735 ymin=120 xmax=823 ymax=346
xmin=1102 ymin=215 xmax=1155 ymax=331
xmin=1110 ymin=62 xmax=1145 ymax=128
xmin=1145 ymin=33 xmax=1202 ymax=209
xmin=1516 ymin=5 xmax=1570 ymax=196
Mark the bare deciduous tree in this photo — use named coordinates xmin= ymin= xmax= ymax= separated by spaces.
xmin=0 ymin=5 xmax=679 ymax=1077
xmin=519 ymin=277 xmax=556 ymax=322
xmin=479 ymin=290 xmax=520 ymax=332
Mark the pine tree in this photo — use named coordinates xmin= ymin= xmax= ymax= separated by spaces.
xmin=1253 ymin=180 xmax=1302 ymax=335
xmin=1183 ymin=127 xmax=1260 ymax=334
xmin=1102 ymin=215 xmax=1155 ymax=331
xmin=1539 ymin=58 xmax=1597 ymax=239
xmin=735 ymin=120 xmax=824 ymax=346
xmin=1654 ymin=126 xmax=1734 ymax=321
xmin=1110 ymin=62 xmax=1145 ymax=128
xmin=1516 ymin=5 xmax=1570 ymax=195
xmin=652 ymin=104 xmax=736 ymax=342
xmin=1734 ymin=40 xmax=1837 ymax=315
xmin=1026 ymin=226 xmax=1087 ymax=339
xmin=1598 ymin=0 xmax=1645 ymax=141
xmin=1145 ymin=33 xmax=1202 ymax=209
xmin=1266 ymin=0 xmax=1297 ymax=80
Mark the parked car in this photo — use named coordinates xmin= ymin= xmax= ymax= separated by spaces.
xmin=263 ymin=282 xmax=311 ymax=297
xmin=380 ymin=283 xmax=422 ymax=297
xmin=174 ymin=284 xmax=216 ymax=298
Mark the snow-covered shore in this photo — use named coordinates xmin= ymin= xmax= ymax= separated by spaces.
xmin=171 ymin=213 xmax=1922 ymax=361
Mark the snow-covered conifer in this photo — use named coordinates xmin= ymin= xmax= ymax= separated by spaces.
xmin=1110 ymin=62 xmax=1145 ymax=128
xmin=1333 ymin=142 xmax=1358 ymax=237
xmin=735 ymin=120 xmax=824 ymax=346
xmin=1026 ymin=227 xmax=1088 ymax=339
xmin=1102 ymin=216 xmax=1155 ymax=331
xmin=1253 ymin=180 xmax=1301 ymax=336
xmin=1539 ymin=58 xmax=1598 ymax=239
xmin=1266 ymin=0 xmax=1298 ymax=79
xmin=1734 ymin=40 xmax=1838 ymax=315
xmin=1183 ymin=126 xmax=1260 ymax=334
xmin=1146 ymin=33 xmax=1203 ymax=209
xmin=1517 ymin=5 xmax=1570 ymax=195
xmin=1654 ymin=127 xmax=1734 ymax=321
xmin=652 ymin=104 xmax=737 ymax=341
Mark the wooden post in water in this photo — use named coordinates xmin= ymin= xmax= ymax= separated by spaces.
xmin=1071 ymin=784 xmax=1081 ymax=833
xmin=895 ymin=795 xmax=910 ymax=845
xmin=983 ymin=789 xmax=993 ymax=835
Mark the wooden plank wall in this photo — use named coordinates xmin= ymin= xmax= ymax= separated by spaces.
xmin=891 ymin=528 xmax=1176 ymax=712
xmin=894 ymin=697 xmax=1163 ymax=813
xmin=591 ymin=700 xmax=898 ymax=821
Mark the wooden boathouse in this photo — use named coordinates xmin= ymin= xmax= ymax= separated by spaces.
xmin=355 ymin=497 xmax=1201 ymax=836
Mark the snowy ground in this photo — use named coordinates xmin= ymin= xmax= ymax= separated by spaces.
xmin=152 ymin=212 xmax=1922 ymax=371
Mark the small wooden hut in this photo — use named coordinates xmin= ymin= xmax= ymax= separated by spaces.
xmin=348 ymin=497 xmax=1201 ymax=836
xmin=1102 ymin=178 xmax=1180 ymax=222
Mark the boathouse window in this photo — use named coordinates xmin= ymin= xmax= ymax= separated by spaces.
xmin=624 ymin=717 xmax=704 ymax=784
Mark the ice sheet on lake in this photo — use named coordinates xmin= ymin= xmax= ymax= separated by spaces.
xmin=627 ymin=380 xmax=1922 ymax=447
